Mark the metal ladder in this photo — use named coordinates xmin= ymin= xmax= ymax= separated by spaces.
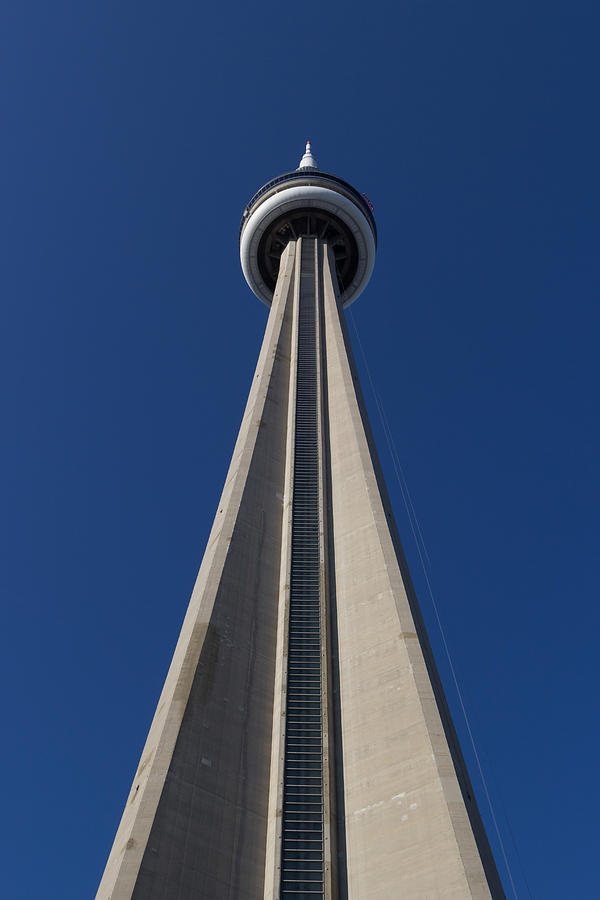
xmin=280 ymin=241 xmax=325 ymax=898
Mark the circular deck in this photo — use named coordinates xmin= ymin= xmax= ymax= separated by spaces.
xmin=240 ymin=169 xmax=377 ymax=307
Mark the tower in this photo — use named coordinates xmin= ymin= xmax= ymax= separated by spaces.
xmin=97 ymin=144 xmax=505 ymax=899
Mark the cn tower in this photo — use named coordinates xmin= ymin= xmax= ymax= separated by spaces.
xmin=97 ymin=144 xmax=505 ymax=899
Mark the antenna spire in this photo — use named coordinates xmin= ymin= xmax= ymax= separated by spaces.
xmin=298 ymin=140 xmax=318 ymax=170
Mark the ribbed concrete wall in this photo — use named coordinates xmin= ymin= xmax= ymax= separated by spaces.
xmin=96 ymin=243 xmax=297 ymax=900
xmin=321 ymin=243 xmax=504 ymax=899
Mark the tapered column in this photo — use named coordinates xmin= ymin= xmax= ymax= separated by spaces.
xmin=98 ymin=231 xmax=505 ymax=900
xmin=97 ymin=242 xmax=297 ymax=900
xmin=320 ymin=242 xmax=504 ymax=899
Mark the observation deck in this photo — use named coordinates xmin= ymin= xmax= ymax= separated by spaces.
xmin=240 ymin=143 xmax=377 ymax=307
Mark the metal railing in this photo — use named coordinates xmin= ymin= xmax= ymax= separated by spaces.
xmin=240 ymin=170 xmax=377 ymax=245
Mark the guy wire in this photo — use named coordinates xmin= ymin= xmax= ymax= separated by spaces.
xmin=348 ymin=308 xmax=520 ymax=900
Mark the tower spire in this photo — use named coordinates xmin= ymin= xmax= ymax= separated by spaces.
xmin=97 ymin=151 xmax=506 ymax=900
xmin=298 ymin=139 xmax=318 ymax=169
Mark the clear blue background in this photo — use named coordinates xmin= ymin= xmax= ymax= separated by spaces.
xmin=1 ymin=2 xmax=598 ymax=897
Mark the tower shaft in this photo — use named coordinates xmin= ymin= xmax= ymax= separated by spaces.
xmin=97 ymin=236 xmax=504 ymax=899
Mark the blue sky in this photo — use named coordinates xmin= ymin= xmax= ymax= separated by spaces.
xmin=1 ymin=2 xmax=598 ymax=897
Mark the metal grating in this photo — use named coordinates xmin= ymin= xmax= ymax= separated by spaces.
xmin=280 ymin=241 xmax=325 ymax=898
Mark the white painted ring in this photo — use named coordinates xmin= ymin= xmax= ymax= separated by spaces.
xmin=240 ymin=184 xmax=376 ymax=307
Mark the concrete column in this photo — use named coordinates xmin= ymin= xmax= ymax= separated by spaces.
xmin=262 ymin=239 xmax=301 ymax=899
xmin=97 ymin=243 xmax=297 ymax=900
xmin=98 ymin=233 xmax=505 ymax=900
xmin=320 ymin=243 xmax=504 ymax=899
